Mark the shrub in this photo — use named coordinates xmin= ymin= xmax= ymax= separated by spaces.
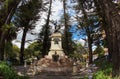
xmin=92 ymin=59 xmax=120 ymax=79
xmin=81 ymin=59 xmax=120 ymax=79
xmin=94 ymin=46 xmax=105 ymax=58
xmin=93 ymin=70 xmax=111 ymax=79
xmin=0 ymin=61 xmax=29 ymax=79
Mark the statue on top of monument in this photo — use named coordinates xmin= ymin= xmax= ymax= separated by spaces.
xmin=53 ymin=21 xmax=61 ymax=33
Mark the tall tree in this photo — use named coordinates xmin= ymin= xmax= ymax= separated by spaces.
xmin=4 ymin=24 xmax=17 ymax=60
xmin=42 ymin=0 xmax=52 ymax=57
xmin=62 ymin=0 xmax=71 ymax=55
xmin=94 ymin=0 xmax=120 ymax=77
xmin=13 ymin=0 xmax=42 ymax=64
xmin=25 ymin=41 xmax=42 ymax=59
xmin=75 ymin=0 xmax=94 ymax=64
xmin=0 ymin=0 xmax=21 ymax=60
xmin=93 ymin=0 xmax=112 ymax=62
xmin=72 ymin=0 xmax=101 ymax=64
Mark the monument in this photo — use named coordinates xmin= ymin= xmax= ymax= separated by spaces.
xmin=47 ymin=32 xmax=65 ymax=59
xmin=27 ymin=32 xmax=73 ymax=75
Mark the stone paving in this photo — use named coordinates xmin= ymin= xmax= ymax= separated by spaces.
xmin=14 ymin=64 xmax=98 ymax=79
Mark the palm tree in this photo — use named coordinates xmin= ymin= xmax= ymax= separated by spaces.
xmin=13 ymin=0 xmax=42 ymax=64
xmin=4 ymin=25 xmax=17 ymax=60
xmin=0 ymin=0 xmax=21 ymax=60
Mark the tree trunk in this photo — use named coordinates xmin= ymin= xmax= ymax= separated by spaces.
xmin=0 ymin=33 xmax=5 ymax=60
xmin=95 ymin=0 xmax=120 ymax=76
xmin=63 ymin=0 xmax=69 ymax=55
xmin=20 ymin=28 xmax=28 ymax=64
xmin=93 ymin=0 xmax=113 ymax=61
xmin=87 ymin=29 xmax=93 ymax=64
xmin=111 ymin=14 xmax=120 ymax=77
xmin=104 ymin=27 xmax=113 ymax=61
xmin=42 ymin=0 xmax=52 ymax=57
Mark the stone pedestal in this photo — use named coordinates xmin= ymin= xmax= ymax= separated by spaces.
xmin=47 ymin=33 xmax=65 ymax=59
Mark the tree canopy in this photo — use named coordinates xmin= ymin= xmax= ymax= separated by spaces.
xmin=0 ymin=0 xmax=120 ymax=77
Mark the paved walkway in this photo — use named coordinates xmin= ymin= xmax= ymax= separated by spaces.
xmin=14 ymin=65 xmax=98 ymax=79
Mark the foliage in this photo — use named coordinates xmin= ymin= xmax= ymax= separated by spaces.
xmin=92 ymin=59 xmax=113 ymax=79
xmin=13 ymin=0 xmax=42 ymax=64
xmin=5 ymin=43 xmax=20 ymax=61
xmin=60 ymin=0 xmax=74 ymax=55
xmin=41 ymin=0 xmax=52 ymax=57
xmin=0 ymin=0 xmax=20 ymax=26
xmin=0 ymin=61 xmax=29 ymax=79
xmin=3 ymin=41 xmax=20 ymax=65
xmin=80 ymin=59 xmax=120 ymax=79
xmin=93 ymin=70 xmax=111 ymax=79
xmin=94 ymin=45 xmax=105 ymax=58
xmin=4 ymin=42 xmax=13 ymax=60
xmin=69 ymin=43 xmax=87 ymax=59
xmin=75 ymin=43 xmax=87 ymax=54
xmin=62 ymin=31 xmax=75 ymax=55
xmin=25 ymin=41 xmax=42 ymax=59
xmin=13 ymin=0 xmax=42 ymax=29
xmin=12 ymin=45 xmax=20 ymax=58
xmin=39 ymin=24 xmax=51 ymax=56
xmin=69 ymin=52 xmax=83 ymax=59
xmin=10 ymin=45 xmax=20 ymax=64
xmin=0 ymin=0 xmax=19 ymax=60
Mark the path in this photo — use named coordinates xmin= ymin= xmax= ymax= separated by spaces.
xmin=14 ymin=64 xmax=98 ymax=79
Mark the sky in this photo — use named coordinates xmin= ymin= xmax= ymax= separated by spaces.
xmin=13 ymin=0 xmax=86 ymax=48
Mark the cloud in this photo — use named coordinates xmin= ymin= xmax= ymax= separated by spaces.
xmin=73 ymin=38 xmax=85 ymax=46
xmin=13 ymin=29 xmax=38 ymax=48
xmin=51 ymin=1 xmax=63 ymax=21
xmin=78 ymin=39 xmax=85 ymax=46
xmin=12 ymin=40 xmax=21 ymax=48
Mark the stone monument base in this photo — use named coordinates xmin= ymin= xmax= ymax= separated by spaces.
xmin=27 ymin=32 xmax=74 ymax=75
xmin=27 ymin=56 xmax=73 ymax=75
